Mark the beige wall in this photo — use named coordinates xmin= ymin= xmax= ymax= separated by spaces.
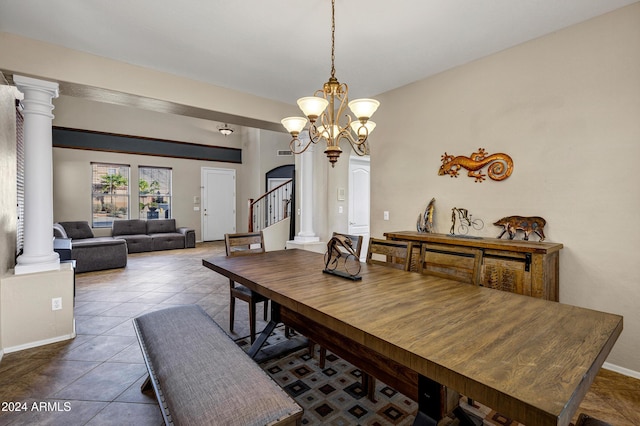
xmin=370 ymin=4 xmax=640 ymax=374
xmin=1 ymin=264 xmax=75 ymax=352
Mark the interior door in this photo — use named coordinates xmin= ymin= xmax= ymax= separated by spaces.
xmin=201 ymin=167 xmax=236 ymax=241
xmin=348 ymin=157 xmax=370 ymax=261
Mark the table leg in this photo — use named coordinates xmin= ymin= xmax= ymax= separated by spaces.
xmin=414 ymin=374 xmax=481 ymax=426
xmin=247 ymin=319 xmax=279 ymax=359
xmin=246 ymin=302 xmax=308 ymax=362
xmin=413 ymin=375 xmax=442 ymax=426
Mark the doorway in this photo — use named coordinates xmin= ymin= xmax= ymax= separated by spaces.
xmin=201 ymin=167 xmax=236 ymax=241
xmin=348 ymin=156 xmax=370 ymax=261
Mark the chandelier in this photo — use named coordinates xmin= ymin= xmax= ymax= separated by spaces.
xmin=281 ymin=0 xmax=380 ymax=167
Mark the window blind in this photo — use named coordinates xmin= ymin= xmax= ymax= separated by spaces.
xmin=16 ymin=101 xmax=24 ymax=256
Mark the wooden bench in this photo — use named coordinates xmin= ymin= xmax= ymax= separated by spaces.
xmin=133 ymin=305 xmax=303 ymax=426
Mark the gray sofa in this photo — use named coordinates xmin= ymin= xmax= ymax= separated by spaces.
xmin=53 ymin=219 xmax=196 ymax=272
xmin=54 ymin=221 xmax=128 ymax=273
xmin=112 ymin=219 xmax=196 ymax=253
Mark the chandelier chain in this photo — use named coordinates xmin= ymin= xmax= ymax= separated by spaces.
xmin=330 ymin=0 xmax=336 ymax=79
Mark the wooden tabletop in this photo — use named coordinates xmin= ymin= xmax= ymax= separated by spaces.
xmin=203 ymin=249 xmax=622 ymax=426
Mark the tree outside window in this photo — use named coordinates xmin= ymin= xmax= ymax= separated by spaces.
xmin=139 ymin=167 xmax=172 ymax=220
xmin=92 ymin=163 xmax=130 ymax=228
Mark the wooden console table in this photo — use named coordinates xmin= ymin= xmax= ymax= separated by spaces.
xmin=384 ymin=231 xmax=563 ymax=301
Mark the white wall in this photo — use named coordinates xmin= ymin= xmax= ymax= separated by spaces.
xmin=370 ymin=4 xmax=640 ymax=374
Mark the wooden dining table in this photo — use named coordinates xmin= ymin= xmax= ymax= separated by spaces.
xmin=203 ymin=249 xmax=622 ymax=426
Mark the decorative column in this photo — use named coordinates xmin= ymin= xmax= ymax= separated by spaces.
xmin=14 ymin=75 xmax=60 ymax=275
xmin=294 ymin=131 xmax=319 ymax=242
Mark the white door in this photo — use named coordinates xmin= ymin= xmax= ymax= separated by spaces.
xmin=348 ymin=157 xmax=370 ymax=261
xmin=202 ymin=167 xmax=236 ymax=241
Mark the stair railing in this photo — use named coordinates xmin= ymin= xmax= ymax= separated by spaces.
xmin=248 ymin=179 xmax=293 ymax=232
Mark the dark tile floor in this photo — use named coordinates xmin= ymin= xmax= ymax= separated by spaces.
xmin=0 ymin=242 xmax=638 ymax=425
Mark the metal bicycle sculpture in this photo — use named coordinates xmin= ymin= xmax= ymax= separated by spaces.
xmin=323 ymin=234 xmax=362 ymax=280
xmin=449 ymin=207 xmax=484 ymax=236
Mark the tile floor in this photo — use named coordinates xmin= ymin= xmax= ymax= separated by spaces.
xmin=0 ymin=242 xmax=638 ymax=425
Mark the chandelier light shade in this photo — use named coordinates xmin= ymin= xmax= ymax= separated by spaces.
xmin=282 ymin=0 xmax=380 ymax=167
xmin=281 ymin=117 xmax=308 ymax=136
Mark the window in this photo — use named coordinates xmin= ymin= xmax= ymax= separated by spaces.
xmin=92 ymin=163 xmax=130 ymax=227
xmin=139 ymin=166 xmax=172 ymax=220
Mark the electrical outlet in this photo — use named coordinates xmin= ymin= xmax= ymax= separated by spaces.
xmin=383 ymin=211 xmax=390 ymax=221
xmin=52 ymin=297 xmax=62 ymax=311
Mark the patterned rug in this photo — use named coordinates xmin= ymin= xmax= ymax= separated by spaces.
xmin=235 ymin=327 xmax=525 ymax=426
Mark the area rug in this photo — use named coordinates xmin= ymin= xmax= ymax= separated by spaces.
xmin=235 ymin=328 xmax=525 ymax=426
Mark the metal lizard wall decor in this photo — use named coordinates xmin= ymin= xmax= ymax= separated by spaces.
xmin=438 ymin=148 xmax=513 ymax=182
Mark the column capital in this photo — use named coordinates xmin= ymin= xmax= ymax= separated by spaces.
xmin=13 ymin=75 xmax=60 ymax=98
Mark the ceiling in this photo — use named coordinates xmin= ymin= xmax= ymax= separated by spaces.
xmin=0 ymin=0 xmax=636 ymax=106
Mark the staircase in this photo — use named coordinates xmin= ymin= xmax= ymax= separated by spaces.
xmin=248 ymin=179 xmax=294 ymax=242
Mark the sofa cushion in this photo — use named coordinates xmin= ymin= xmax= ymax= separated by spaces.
xmin=149 ymin=233 xmax=185 ymax=251
xmin=114 ymin=234 xmax=153 ymax=253
xmin=112 ymin=219 xmax=147 ymax=236
xmin=146 ymin=219 xmax=176 ymax=234
xmin=59 ymin=221 xmax=94 ymax=240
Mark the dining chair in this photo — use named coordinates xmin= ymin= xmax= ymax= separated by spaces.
xmin=417 ymin=243 xmax=483 ymax=285
xmin=366 ymin=238 xmax=414 ymax=270
xmin=224 ymin=231 xmax=268 ymax=343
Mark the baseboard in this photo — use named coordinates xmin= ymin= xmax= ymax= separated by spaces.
xmin=603 ymin=362 xmax=640 ymax=380
xmin=3 ymin=333 xmax=75 ymax=354
xmin=0 ymin=348 xmax=4 ymax=363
